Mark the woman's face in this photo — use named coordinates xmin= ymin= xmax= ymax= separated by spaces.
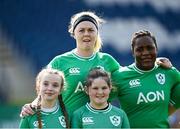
xmin=133 ymin=36 xmax=157 ymax=70
xmin=73 ymin=21 xmax=98 ymax=52
xmin=87 ymin=77 xmax=111 ymax=109
xmin=39 ymin=73 xmax=62 ymax=102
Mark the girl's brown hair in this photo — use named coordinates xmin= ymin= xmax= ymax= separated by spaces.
xmin=85 ymin=67 xmax=111 ymax=88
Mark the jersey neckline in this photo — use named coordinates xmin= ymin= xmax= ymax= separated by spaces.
xmin=86 ymin=103 xmax=112 ymax=114
xmin=72 ymin=49 xmax=97 ymax=61
xmin=41 ymin=102 xmax=59 ymax=115
xmin=132 ymin=63 xmax=158 ymax=74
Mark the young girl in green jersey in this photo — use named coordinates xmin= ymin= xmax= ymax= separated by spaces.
xmin=71 ymin=68 xmax=130 ymax=128
xmin=19 ymin=68 xmax=70 ymax=129
xmin=20 ymin=11 xmax=172 ymax=118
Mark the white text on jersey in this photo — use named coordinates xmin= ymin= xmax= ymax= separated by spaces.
xmin=74 ymin=81 xmax=84 ymax=93
xmin=137 ymin=90 xmax=165 ymax=104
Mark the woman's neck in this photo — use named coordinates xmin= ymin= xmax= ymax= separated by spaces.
xmin=75 ymin=48 xmax=94 ymax=57
xmin=135 ymin=63 xmax=156 ymax=71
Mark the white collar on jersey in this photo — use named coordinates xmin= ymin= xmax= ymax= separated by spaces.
xmin=86 ymin=103 xmax=112 ymax=114
xmin=72 ymin=49 xmax=96 ymax=61
xmin=41 ymin=101 xmax=58 ymax=113
xmin=133 ymin=63 xmax=159 ymax=74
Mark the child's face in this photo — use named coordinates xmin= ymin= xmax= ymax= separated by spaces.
xmin=39 ymin=73 xmax=62 ymax=102
xmin=88 ymin=77 xmax=111 ymax=108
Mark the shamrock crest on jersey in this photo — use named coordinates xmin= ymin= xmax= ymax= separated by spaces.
xmin=58 ymin=116 xmax=66 ymax=127
xmin=33 ymin=120 xmax=45 ymax=128
xmin=109 ymin=115 xmax=121 ymax=126
xmin=156 ymin=73 xmax=165 ymax=85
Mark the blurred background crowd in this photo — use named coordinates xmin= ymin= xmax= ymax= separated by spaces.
xmin=0 ymin=0 xmax=180 ymax=128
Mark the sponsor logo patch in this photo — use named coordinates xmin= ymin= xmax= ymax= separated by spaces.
xmin=82 ymin=117 xmax=94 ymax=125
xmin=129 ymin=79 xmax=141 ymax=88
xmin=69 ymin=67 xmax=80 ymax=74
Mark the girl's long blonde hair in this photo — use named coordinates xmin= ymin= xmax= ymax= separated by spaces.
xmin=35 ymin=68 xmax=69 ymax=129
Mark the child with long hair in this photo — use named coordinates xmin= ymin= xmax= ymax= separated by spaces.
xmin=19 ymin=68 xmax=69 ymax=129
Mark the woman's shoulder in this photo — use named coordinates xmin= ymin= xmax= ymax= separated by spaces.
xmin=49 ymin=51 xmax=75 ymax=65
xmin=53 ymin=51 xmax=74 ymax=59
xmin=158 ymin=66 xmax=180 ymax=77
xmin=97 ymin=52 xmax=113 ymax=58
xmin=97 ymin=52 xmax=119 ymax=65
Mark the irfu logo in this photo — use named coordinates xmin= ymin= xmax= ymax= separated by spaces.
xmin=156 ymin=73 xmax=165 ymax=85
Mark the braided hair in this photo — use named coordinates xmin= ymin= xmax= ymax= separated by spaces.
xmin=35 ymin=68 xmax=69 ymax=128
xmin=58 ymin=94 xmax=70 ymax=128
xmin=36 ymin=95 xmax=42 ymax=129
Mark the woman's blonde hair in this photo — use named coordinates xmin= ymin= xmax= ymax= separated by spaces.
xmin=68 ymin=11 xmax=105 ymax=52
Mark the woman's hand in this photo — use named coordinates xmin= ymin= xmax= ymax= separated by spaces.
xmin=156 ymin=57 xmax=172 ymax=68
xmin=20 ymin=103 xmax=35 ymax=118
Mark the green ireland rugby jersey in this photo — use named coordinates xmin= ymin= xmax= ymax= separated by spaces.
xmin=48 ymin=50 xmax=120 ymax=114
xmin=171 ymin=75 xmax=180 ymax=108
xmin=19 ymin=105 xmax=67 ymax=128
xmin=112 ymin=63 xmax=180 ymax=128
xmin=71 ymin=103 xmax=130 ymax=128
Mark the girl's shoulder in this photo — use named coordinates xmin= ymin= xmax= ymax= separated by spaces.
xmin=111 ymin=105 xmax=126 ymax=115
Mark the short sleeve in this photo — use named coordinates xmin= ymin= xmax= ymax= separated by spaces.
xmin=19 ymin=117 xmax=29 ymax=128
